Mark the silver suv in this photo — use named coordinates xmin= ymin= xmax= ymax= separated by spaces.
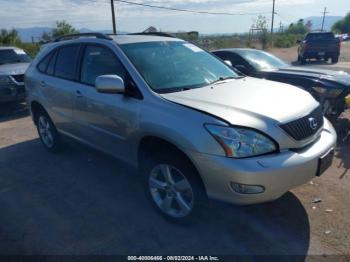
xmin=25 ymin=33 xmax=336 ymax=222
xmin=0 ymin=47 xmax=31 ymax=103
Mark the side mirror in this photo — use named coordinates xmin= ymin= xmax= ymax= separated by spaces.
xmin=296 ymin=40 xmax=301 ymax=44
xmin=95 ymin=75 xmax=125 ymax=94
xmin=224 ymin=60 xmax=232 ymax=66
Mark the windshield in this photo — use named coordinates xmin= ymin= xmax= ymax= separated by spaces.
xmin=239 ymin=50 xmax=288 ymax=71
xmin=120 ymin=41 xmax=240 ymax=93
xmin=0 ymin=49 xmax=31 ymax=65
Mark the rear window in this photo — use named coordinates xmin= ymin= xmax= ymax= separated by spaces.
xmin=54 ymin=45 xmax=80 ymax=81
xmin=306 ymin=33 xmax=335 ymax=41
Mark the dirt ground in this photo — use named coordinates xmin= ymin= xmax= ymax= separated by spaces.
xmin=0 ymin=48 xmax=349 ymax=257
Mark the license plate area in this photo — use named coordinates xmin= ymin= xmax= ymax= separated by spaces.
xmin=318 ymin=52 xmax=325 ymax=56
xmin=316 ymin=149 xmax=334 ymax=177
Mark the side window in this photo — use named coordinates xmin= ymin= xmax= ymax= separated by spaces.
xmin=54 ymin=45 xmax=80 ymax=81
xmin=80 ymin=45 xmax=127 ymax=86
xmin=46 ymin=51 xmax=57 ymax=75
xmin=37 ymin=52 xmax=53 ymax=73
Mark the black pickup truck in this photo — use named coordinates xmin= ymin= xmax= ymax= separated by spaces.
xmin=297 ymin=32 xmax=341 ymax=64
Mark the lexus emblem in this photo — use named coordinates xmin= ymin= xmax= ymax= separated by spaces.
xmin=309 ymin=117 xmax=318 ymax=130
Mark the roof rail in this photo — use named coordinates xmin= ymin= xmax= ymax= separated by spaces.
xmin=53 ymin=33 xmax=113 ymax=42
xmin=128 ymin=32 xmax=176 ymax=38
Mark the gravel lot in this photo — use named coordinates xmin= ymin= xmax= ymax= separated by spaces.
xmin=0 ymin=46 xmax=349 ymax=257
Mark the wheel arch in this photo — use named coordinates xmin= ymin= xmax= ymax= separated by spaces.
xmin=137 ymin=135 xmax=208 ymax=195
xmin=30 ymin=101 xmax=47 ymax=125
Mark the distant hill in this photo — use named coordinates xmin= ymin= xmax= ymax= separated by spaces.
xmin=15 ymin=27 xmax=128 ymax=42
xmin=303 ymin=16 xmax=343 ymax=31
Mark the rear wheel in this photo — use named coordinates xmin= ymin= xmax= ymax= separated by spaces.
xmin=36 ymin=111 xmax=63 ymax=152
xmin=141 ymin=151 xmax=207 ymax=223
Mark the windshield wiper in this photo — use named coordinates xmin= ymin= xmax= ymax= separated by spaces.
xmin=210 ymin=76 xmax=244 ymax=85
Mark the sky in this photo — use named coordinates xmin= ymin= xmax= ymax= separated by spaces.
xmin=0 ymin=0 xmax=348 ymax=34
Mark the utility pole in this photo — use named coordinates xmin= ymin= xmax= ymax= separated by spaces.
xmin=321 ymin=7 xmax=329 ymax=31
xmin=110 ymin=0 xmax=117 ymax=34
xmin=270 ymin=0 xmax=276 ymax=45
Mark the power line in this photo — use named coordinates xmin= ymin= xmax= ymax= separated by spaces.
xmin=114 ymin=0 xmax=269 ymax=16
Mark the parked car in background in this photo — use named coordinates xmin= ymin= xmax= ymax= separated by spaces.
xmin=212 ymin=48 xmax=350 ymax=117
xmin=25 ymin=33 xmax=336 ymax=222
xmin=297 ymin=32 xmax=340 ymax=64
xmin=0 ymin=47 xmax=31 ymax=104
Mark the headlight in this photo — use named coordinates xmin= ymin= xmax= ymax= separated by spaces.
xmin=0 ymin=75 xmax=11 ymax=85
xmin=312 ymin=86 xmax=343 ymax=96
xmin=205 ymin=124 xmax=277 ymax=158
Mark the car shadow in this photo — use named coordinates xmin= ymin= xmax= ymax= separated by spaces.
xmin=0 ymin=138 xmax=310 ymax=257
xmin=331 ymin=113 xmax=350 ymax=179
xmin=0 ymin=102 xmax=29 ymax=123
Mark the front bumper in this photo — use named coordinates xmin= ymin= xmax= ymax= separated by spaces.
xmin=0 ymin=84 xmax=26 ymax=103
xmin=190 ymin=118 xmax=337 ymax=205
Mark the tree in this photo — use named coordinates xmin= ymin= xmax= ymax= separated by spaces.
xmin=332 ymin=12 xmax=350 ymax=34
xmin=40 ymin=20 xmax=79 ymax=42
xmin=0 ymin=29 xmax=21 ymax=45
xmin=253 ymin=15 xmax=269 ymax=49
xmin=286 ymin=19 xmax=309 ymax=34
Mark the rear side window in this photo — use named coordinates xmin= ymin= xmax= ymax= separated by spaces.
xmin=80 ymin=45 xmax=127 ymax=86
xmin=46 ymin=51 xmax=57 ymax=75
xmin=54 ymin=45 xmax=80 ymax=81
xmin=37 ymin=52 xmax=53 ymax=73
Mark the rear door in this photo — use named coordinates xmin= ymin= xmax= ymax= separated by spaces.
xmin=39 ymin=44 xmax=82 ymax=136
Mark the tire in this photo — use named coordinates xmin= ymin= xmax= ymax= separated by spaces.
xmin=331 ymin=56 xmax=339 ymax=64
xmin=35 ymin=110 xmax=63 ymax=152
xmin=140 ymin=151 xmax=207 ymax=224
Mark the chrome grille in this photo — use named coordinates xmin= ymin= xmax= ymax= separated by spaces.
xmin=280 ymin=106 xmax=324 ymax=141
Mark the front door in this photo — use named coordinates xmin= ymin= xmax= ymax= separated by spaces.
xmin=73 ymin=44 xmax=141 ymax=162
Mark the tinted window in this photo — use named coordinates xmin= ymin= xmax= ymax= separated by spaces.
xmin=80 ymin=45 xmax=127 ymax=86
xmin=54 ymin=45 xmax=80 ymax=80
xmin=46 ymin=51 xmax=57 ymax=75
xmin=38 ymin=52 xmax=53 ymax=73
xmin=306 ymin=33 xmax=334 ymax=41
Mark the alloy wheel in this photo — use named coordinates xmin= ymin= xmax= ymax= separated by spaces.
xmin=149 ymin=164 xmax=194 ymax=218
xmin=38 ymin=115 xmax=54 ymax=148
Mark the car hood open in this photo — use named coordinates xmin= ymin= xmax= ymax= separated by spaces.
xmin=160 ymin=77 xmax=319 ymax=125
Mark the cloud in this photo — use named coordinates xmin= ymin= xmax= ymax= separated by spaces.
xmin=0 ymin=0 xmax=334 ymax=33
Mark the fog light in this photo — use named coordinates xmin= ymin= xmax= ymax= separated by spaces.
xmin=230 ymin=182 xmax=265 ymax=194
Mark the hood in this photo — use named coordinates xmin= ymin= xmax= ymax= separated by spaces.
xmin=160 ymin=77 xmax=319 ymax=126
xmin=272 ymin=66 xmax=350 ymax=86
xmin=0 ymin=63 xmax=30 ymax=76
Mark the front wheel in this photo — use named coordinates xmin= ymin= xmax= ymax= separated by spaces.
xmin=36 ymin=111 xmax=63 ymax=152
xmin=141 ymin=152 xmax=207 ymax=223
xmin=331 ymin=56 xmax=339 ymax=64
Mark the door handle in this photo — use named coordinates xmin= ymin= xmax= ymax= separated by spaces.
xmin=76 ymin=90 xmax=83 ymax=98
xmin=40 ymin=81 xmax=46 ymax=87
